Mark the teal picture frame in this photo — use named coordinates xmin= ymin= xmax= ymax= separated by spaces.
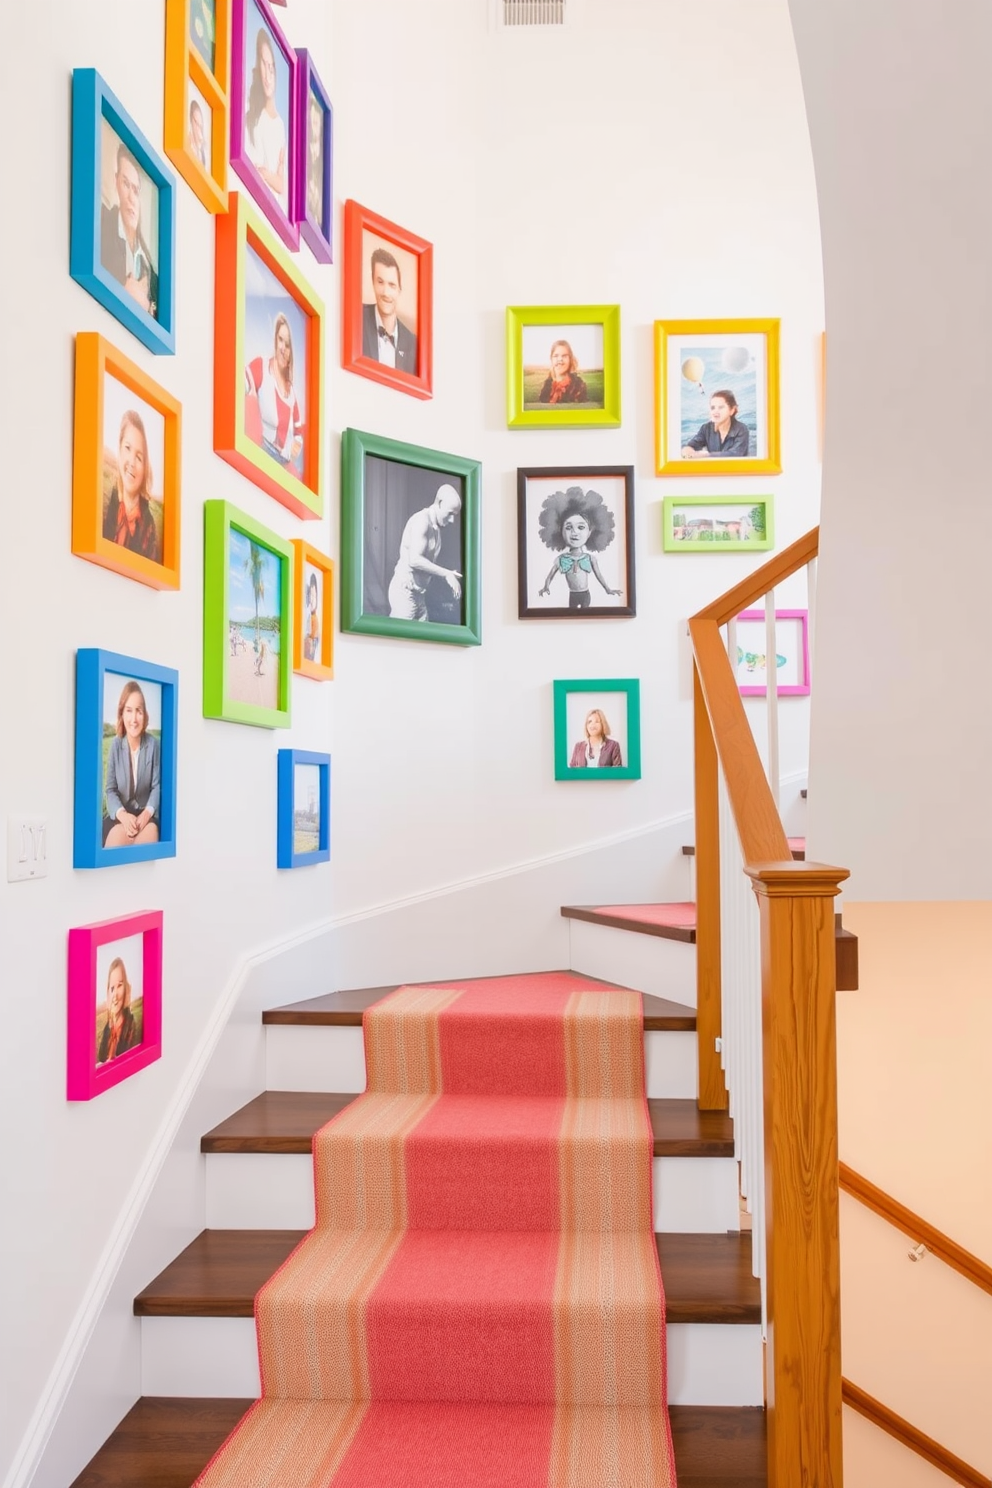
xmin=553 ymin=678 xmax=641 ymax=781
xmin=661 ymin=496 xmax=774 ymax=553
xmin=506 ymin=304 xmax=621 ymax=429
xmin=340 ymin=427 xmax=482 ymax=646
xmin=203 ymin=500 xmax=294 ymax=727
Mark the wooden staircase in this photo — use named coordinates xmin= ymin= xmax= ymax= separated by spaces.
xmin=71 ymin=952 xmax=770 ymax=1486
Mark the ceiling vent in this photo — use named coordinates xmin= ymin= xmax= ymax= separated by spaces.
xmin=499 ymin=0 xmax=567 ymax=26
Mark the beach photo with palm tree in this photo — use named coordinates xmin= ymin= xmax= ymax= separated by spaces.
xmin=227 ymin=527 xmax=282 ymax=708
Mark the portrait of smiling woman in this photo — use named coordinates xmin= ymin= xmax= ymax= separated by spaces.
xmin=244 ymin=19 xmax=288 ymax=212
xmin=102 ymin=678 xmax=162 ymax=848
xmin=101 ymin=380 xmax=165 ymax=565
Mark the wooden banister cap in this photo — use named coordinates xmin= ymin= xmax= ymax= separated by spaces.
xmin=745 ymin=861 xmax=849 ymax=898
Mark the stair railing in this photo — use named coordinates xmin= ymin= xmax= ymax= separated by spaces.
xmin=690 ymin=526 xmax=848 ymax=1488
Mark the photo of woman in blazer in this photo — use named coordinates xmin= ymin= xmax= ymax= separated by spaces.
xmin=569 ymin=708 xmax=623 ymax=769
xmin=102 ymin=680 xmax=161 ymax=847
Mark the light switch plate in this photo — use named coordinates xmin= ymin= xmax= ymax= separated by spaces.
xmin=7 ymin=817 xmax=48 ymax=881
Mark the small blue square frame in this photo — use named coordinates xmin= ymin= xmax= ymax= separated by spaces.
xmin=74 ymin=649 xmax=179 ymax=868
xmin=70 ymin=69 xmax=177 ymax=356
xmin=277 ymin=749 xmax=330 ymax=868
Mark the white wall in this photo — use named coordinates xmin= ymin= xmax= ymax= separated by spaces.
xmin=790 ymin=0 xmax=992 ymax=898
xmin=0 ymin=2 xmax=824 ymax=1484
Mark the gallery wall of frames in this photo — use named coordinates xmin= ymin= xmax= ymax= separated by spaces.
xmin=59 ymin=0 xmax=816 ymax=1106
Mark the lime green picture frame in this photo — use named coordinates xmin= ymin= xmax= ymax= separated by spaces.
xmin=506 ymin=304 xmax=621 ymax=429
xmin=203 ymin=499 xmax=294 ymax=727
xmin=661 ymin=496 xmax=774 ymax=553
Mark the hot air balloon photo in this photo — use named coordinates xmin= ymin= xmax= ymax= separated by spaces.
xmin=654 ymin=319 xmax=781 ymax=475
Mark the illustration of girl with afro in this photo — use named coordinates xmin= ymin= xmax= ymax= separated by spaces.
xmin=537 ymin=485 xmax=623 ymax=609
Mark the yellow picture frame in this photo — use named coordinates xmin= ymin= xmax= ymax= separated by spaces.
xmin=164 ymin=0 xmax=230 ymax=213
xmin=654 ymin=318 xmax=781 ymax=476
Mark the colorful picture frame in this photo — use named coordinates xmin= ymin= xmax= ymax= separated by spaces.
xmin=662 ymin=497 xmax=774 ymax=553
xmin=73 ymin=649 xmax=179 ymax=870
xmin=67 ymin=910 xmax=163 ymax=1100
xmin=292 ymin=539 xmax=334 ymax=680
xmin=277 ymin=749 xmax=330 ymax=867
xmin=506 ymin=305 xmax=621 ymax=429
xmin=553 ymin=679 xmax=641 ymax=781
xmin=72 ymin=332 xmax=182 ymax=590
xmin=517 ymin=465 xmax=635 ymax=620
xmin=342 ymin=200 xmax=434 ymax=399
xmin=736 ymin=609 xmax=810 ymax=697
xmin=654 ymin=318 xmax=781 ymax=475
xmin=70 ymin=69 xmax=177 ymax=356
xmin=203 ymin=500 xmax=293 ymax=727
xmin=164 ymin=0 xmax=230 ymax=213
xmin=341 ymin=428 xmax=482 ymax=646
xmin=294 ymin=51 xmax=333 ymax=263
xmin=214 ymin=191 xmax=324 ymax=519
xmin=230 ymin=0 xmax=299 ymax=249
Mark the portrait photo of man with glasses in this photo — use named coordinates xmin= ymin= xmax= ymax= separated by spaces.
xmin=100 ymin=123 xmax=159 ymax=321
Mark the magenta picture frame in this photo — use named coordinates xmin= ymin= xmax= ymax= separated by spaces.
xmin=67 ymin=909 xmax=163 ymax=1100
xmin=736 ymin=608 xmax=810 ymax=696
xmin=230 ymin=0 xmax=299 ymax=251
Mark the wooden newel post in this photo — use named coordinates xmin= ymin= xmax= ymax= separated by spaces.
xmin=745 ymin=860 xmax=849 ymax=1488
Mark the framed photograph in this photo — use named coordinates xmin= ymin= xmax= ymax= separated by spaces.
xmin=736 ymin=609 xmax=810 ymax=697
xmin=72 ymin=333 xmax=181 ymax=590
xmin=506 ymin=305 xmax=621 ymax=429
xmin=654 ymin=318 xmax=781 ymax=475
xmin=277 ymin=749 xmax=330 ymax=868
xmin=67 ymin=910 xmax=163 ymax=1100
xmin=342 ymin=199 xmax=433 ymax=399
xmin=70 ymin=69 xmax=177 ymax=356
xmin=164 ymin=0 xmax=230 ymax=213
xmin=292 ymin=540 xmax=334 ymax=680
xmin=203 ymin=500 xmax=293 ymax=727
xmin=230 ymin=0 xmax=298 ymax=249
xmin=340 ymin=428 xmax=481 ymax=647
xmin=73 ymin=650 xmax=178 ymax=870
xmin=553 ymin=679 xmax=641 ymax=782
xmin=517 ymin=466 xmax=634 ymax=620
xmin=214 ymin=190 xmax=324 ymax=519
xmin=662 ymin=496 xmax=774 ymax=553
xmin=294 ymin=51 xmax=333 ymax=263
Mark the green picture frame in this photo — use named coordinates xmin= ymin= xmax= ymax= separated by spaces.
xmin=553 ymin=678 xmax=641 ymax=781
xmin=203 ymin=499 xmax=294 ymax=727
xmin=661 ymin=496 xmax=774 ymax=553
xmin=340 ymin=427 xmax=482 ymax=646
xmin=506 ymin=304 xmax=621 ymax=429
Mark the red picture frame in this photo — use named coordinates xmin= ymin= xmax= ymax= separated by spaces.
xmin=342 ymin=199 xmax=433 ymax=400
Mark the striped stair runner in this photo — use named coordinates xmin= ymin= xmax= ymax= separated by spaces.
xmin=195 ymin=972 xmax=677 ymax=1487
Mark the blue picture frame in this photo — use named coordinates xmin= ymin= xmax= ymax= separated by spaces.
xmin=294 ymin=50 xmax=333 ymax=264
xmin=553 ymin=677 xmax=642 ymax=781
xmin=70 ymin=69 xmax=177 ymax=356
xmin=74 ymin=649 xmax=179 ymax=869
xmin=277 ymin=749 xmax=330 ymax=868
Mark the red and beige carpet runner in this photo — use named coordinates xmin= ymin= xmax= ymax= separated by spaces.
xmin=196 ymin=972 xmax=677 ymax=1487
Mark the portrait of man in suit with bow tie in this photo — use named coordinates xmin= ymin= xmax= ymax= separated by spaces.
xmin=361 ymin=245 xmax=418 ymax=372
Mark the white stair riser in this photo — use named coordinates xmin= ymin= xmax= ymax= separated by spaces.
xmin=204 ymin=1153 xmax=740 ymax=1235
xmin=140 ymin=1316 xmax=762 ymax=1406
xmin=266 ymin=1025 xmax=696 ymax=1099
xmin=566 ymin=920 xmax=697 ymax=1007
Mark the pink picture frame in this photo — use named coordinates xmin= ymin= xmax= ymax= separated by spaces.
xmin=230 ymin=0 xmax=299 ymax=251
xmin=736 ymin=608 xmax=810 ymax=696
xmin=67 ymin=910 xmax=163 ymax=1100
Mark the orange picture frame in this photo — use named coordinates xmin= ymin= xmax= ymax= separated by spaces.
xmin=214 ymin=191 xmax=325 ymax=519
xmin=291 ymin=539 xmax=334 ymax=680
xmin=164 ymin=0 xmax=230 ymax=213
xmin=342 ymin=199 xmax=433 ymax=400
xmin=72 ymin=332 xmax=182 ymax=590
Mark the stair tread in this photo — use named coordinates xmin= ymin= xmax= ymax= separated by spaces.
xmin=134 ymin=1229 xmax=759 ymax=1324
xmin=562 ymin=902 xmax=698 ymax=942
xmin=70 ymin=1397 xmax=766 ymax=1487
xmin=683 ymin=841 xmax=806 ymax=860
xmin=263 ymin=973 xmax=696 ymax=1030
xmin=201 ymin=1092 xmax=734 ymax=1157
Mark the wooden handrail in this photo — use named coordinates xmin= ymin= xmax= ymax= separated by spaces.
xmin=840 ymin=1163 xmax=992 ymax=1296
xmin=842 ymin=1379 xmax=992 ymax=1488
xmin=692 ymin=525 xmax=820 ymax=625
